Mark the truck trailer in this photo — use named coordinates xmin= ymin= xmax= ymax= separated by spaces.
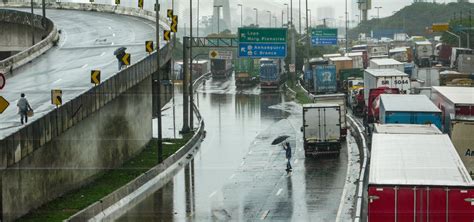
xmin=313 ymin=65 xmax=337 ymax=94
xmin=373 ymin=123 xmax=442 ymax=135
xmin=368 ymin=133 xmax=474 ymax=222
xmin=378 ymin=94 xmax=442 ymax=130
xmin=313 ymin=94 xmax=347 ymax=139
xmin=235 ymin=58 xmax=259 ymax=87
xmin=211 ymin=58 xmax=233 ymax=78
xmin=431 ymin=86 xmax=474 ymax=178
xmin=302 ymin=104 xmax=342 ymax=157
xmin=369 ymin=58 xmax=405 ymax=72
xmin=363 ymin=69 xmax=410 ymax=107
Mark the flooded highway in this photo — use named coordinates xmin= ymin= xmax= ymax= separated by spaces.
xmin=118 ymin=76 xmax=349 ymax=221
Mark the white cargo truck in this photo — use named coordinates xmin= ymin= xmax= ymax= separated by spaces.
xmin=363 ymin=69 xmax=410 ymax=106
xmin=412 ymin=67 xmax=440 ymax=87
xmin=312 ymin=94 xmax=348 ymax=139
xmin=369 ymin=58 xmax=404 ymax=72
xmin=302 ymin=104 xmax=342 ymax=157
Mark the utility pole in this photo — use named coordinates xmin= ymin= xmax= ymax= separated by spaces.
xmin=155 ymin=0 xmax=163 ymax=162
xmin=282 ymin=10 xmax=284 ymax=27
xmin=189 ymin=0 xmax=194 ymax=130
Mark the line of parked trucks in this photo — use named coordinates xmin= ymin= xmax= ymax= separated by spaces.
xmin=301 ymin=35 xmax=474 ymax=220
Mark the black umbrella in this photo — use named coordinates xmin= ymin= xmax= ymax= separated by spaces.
xmin=271 ymin=135 xmax=290 ymax=145
xmin=114 ymin=47 xmax=127 ymax=55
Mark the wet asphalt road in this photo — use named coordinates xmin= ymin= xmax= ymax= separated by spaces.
xmin=119 ymin=77 xmax=349 ymax=221
xmin=0 ymin=8 xmax=161 ymax=138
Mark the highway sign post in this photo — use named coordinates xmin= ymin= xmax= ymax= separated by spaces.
xmin=0 ymin=96 xmax=9 ymax=114
xmin=51 ymin=89 xmax=62 ymax=107
xmin=209 ymin=50 xmax=233 ymax=60
xmin=146 ymin=41 xmax=154 ymax=53
xmin=311 ymin=28 xmax=338 ymax=46
xmin=0 ymin=73 xmax=5 ymax=90
xmin=122 ymin=53 xmax=131 ymax=66
xmin=91 ymin=70 xmax=101 ymax=85
xmin=238 ymin=28 xmax=287 ymax=59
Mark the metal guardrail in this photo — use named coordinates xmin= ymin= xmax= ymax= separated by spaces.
xmin=347 ymin=115 xmax=369 ymax=222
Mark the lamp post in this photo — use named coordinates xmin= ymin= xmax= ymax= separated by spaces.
xmin=273 ymin=16 xmax=277 ymax=28
xmin=214 ymin=5 xmax=223 ymax=33
xmin=267 ymin=10 xmax=271 ymax=27
xmin=281 ymin=10 xmax=284 ymax=27
xmin=284 ymin=3 xmax=289 ymax=26
xmin=155 ymin=0 xmax=163 ymax=161
xmin=307 ymin=9 xmax=311 ymax=28
xmin=197 ymin=0 xmax=200 ymax=37
xmin=238 ymin=4 xmax=243 ymax=27
xmin=299 ymin=0 xmax=301 ymax=33
xmin=375 ymin=6 xmax=382 ymax=19
xmin=253 ymin=8 xmax=258 ymax=26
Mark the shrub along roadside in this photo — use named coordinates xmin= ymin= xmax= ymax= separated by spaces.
xmin=18 ymin=135 xmax=192 ymax=222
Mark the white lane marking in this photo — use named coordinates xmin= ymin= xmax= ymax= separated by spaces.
xmin=229 ymin=174 xmax=236 ymax=180
xmin=100 ymin=52 xmax=106 ymax=57
xmin=108 ymin=26 xmax=112 ymax=30
xmin=276 ymin=188 xmax=283 ymax=196
xmin=260 ymin=210 xmax=270 ymax=220
xmin=209 ymin=191 xmax=217 ymax=198
xmin=112 ymin=33 xmax=116 ymax=37
xmin=53 ymin=79 xmax=62 ymax=84
xmin=81 ymin=64 xmax=88 ymax=69
xmin=111 ymin=42 xmax=115 ymax=46
xmin=248 ymin=150 xmax=253 ymax=155
xmin=241 ymin=161 xmax=245 ymax=166
xmin=294 ymin=159 xmax=298 ymax=164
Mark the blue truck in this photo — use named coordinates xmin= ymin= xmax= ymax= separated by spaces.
xmin=313 ymin=65 xmax=337 ymax=94
xmin=260 ymin=59 xmax=281 ymax=89
xmin=378 ymin=94 xmax=443 ymax=130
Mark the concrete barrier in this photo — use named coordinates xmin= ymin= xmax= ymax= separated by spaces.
xmin=0 ymin=9 xmax=59 ymax=76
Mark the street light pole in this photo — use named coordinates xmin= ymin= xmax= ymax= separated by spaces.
xmin=189 ymin=0 xmax=194 ymax=131
xmin=282 ymin=11 xmax=284 ymax=27
xmin=273 ymin=16 xmax=277 ymax=28
xmin=307 ymin=9 xmax=311 ymax=28
xmin=238 ymin=4 xmax=243 ymax=27
xmin=30 ymin=0 xmax=35 ymax=45
xmin=299 ymin=0 xmax=301 ymax=33
xmin=253 ymin=8 xmax=258 ymax=26
xmin=214 ymin=5 xmax=223 ymax=33
xmin=284 ymin=3 xmax=289 ymax=26
xmin=267 ymin=11 xmax=271 ymax=27
xmin=375 ymin=6 xmax=382 ymax=19
xmin=197 ymin=0 xmax=199 ymax=36
xmin=155 ymin=0 xmax=163 ymax=162
xmin=305 ymin=0 xmax=309 ymax=75
xmin=345 ymin=0 xmax=349 ymax=53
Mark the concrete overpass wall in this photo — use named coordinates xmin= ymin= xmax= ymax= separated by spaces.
xmin=0 ymin=9 xmax=58 ymax=73
xmin=0 ymin=42 xmax=173 ymax=221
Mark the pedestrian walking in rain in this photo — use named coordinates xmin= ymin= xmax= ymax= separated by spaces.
xmin=17 ymin=93 xmax=32 ymax=125
xmin=283 ymin=142 xmax=292 ymax=172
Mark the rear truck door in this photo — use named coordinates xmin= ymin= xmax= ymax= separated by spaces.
xmin=368 ymin=186 xmax=396 ymax=222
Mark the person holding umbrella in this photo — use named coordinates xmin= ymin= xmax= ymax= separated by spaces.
xmin=271 ymin=136 xmax=293 ymax=172
xmin=283 ymin=142 xmax=292 ymax=172
xmin=114 ymin=47 xmax=127 ymax=70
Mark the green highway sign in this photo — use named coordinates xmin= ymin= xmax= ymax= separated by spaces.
xmin=238 ymin=28 xmax=287 ymax=43
xmin=311 ymin=28 xmax=338 ymax=38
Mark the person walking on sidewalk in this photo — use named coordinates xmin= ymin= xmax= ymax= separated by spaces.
xmin=17 ymin=93 xmax=32 ymax=125
xmin=283 ymin=142 xmax=292 ymax=172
